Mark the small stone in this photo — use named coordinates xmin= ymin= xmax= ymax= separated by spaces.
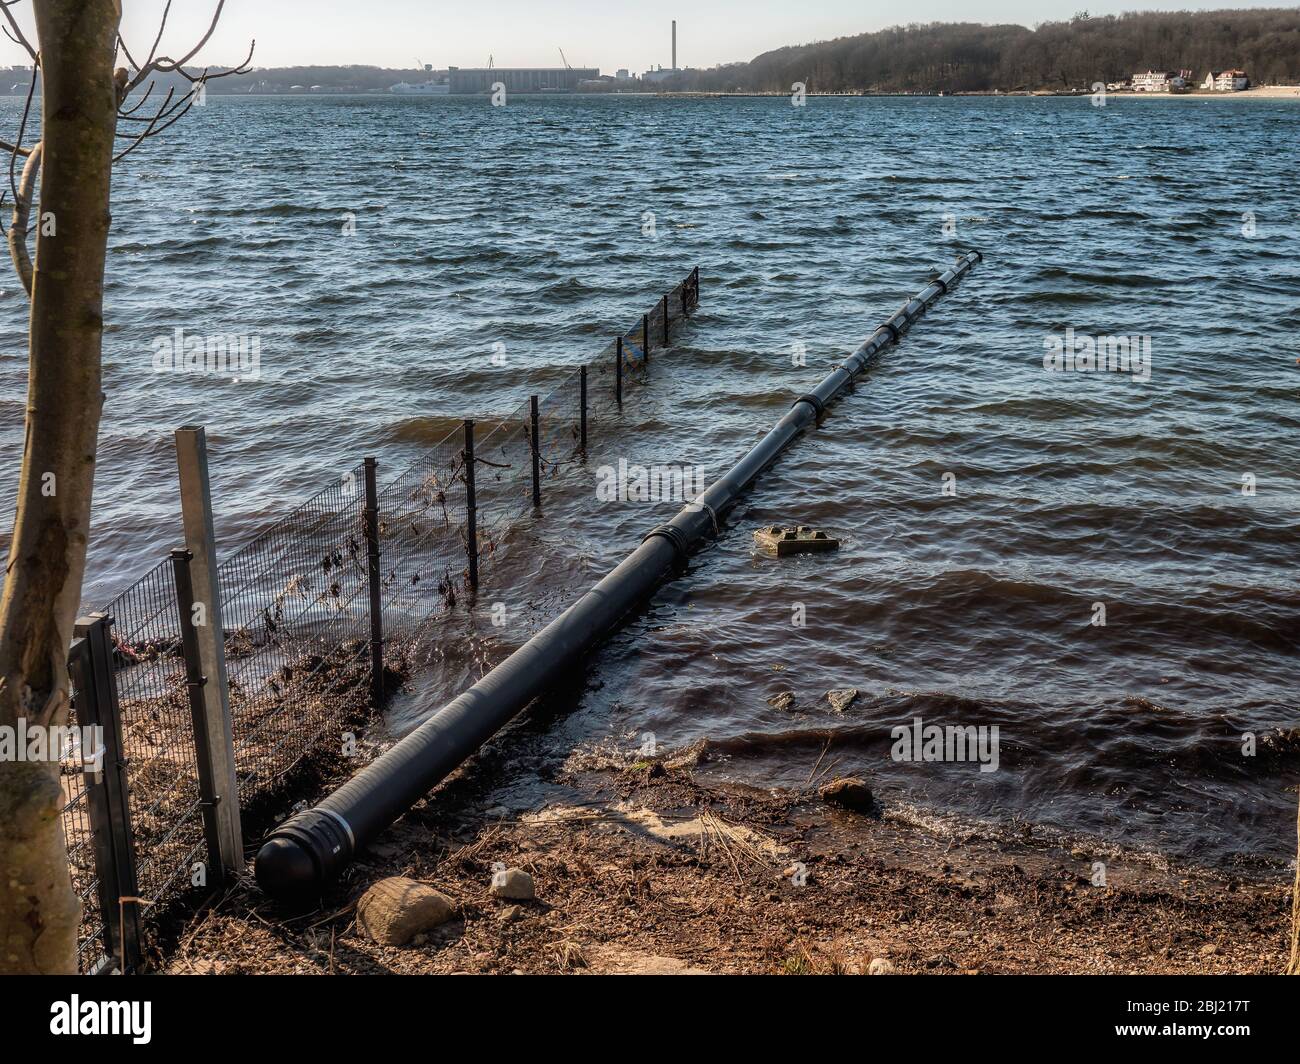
xmin=867 ymin=957 xmax=895 ymax=975
xmin=490 ymin=867 xmax=536 ymax=901
xmin=499 ymin=905 xmax=524 ymax=924
xmin=768 ymin=691 xmax=796 ymax=712
xmin=1199 ymin=943 xmax=1218 ymax=957
xmin=819 ymin=776 xmax=873 ymax=812
xmin=827 ymin=688 xmax=859 ymax=713
xmin=356 ymin=877 xmax=455 ymax=946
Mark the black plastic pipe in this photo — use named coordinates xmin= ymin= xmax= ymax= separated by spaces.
xmin=255 ymin=251 xmax=982 ymax=899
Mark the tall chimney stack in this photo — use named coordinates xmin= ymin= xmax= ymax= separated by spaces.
xmin=672 ymin=20 xmax=677 ymax=71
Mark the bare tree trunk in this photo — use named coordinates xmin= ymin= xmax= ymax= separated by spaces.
xmin=0 ymin=0 xmax=121 ymax=976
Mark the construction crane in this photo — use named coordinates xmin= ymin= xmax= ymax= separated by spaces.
xmin=559 ymin=47 xmax=571 ymax=70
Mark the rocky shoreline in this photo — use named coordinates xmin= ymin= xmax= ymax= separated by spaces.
xmin=163 ymin=758 xmax=1291 ymax=975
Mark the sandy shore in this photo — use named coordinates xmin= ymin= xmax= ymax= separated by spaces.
xmin=1113 ymin=86 xmax=1300 ymax=100
xmin=162 ymin=755 xmax=1293 ymax=975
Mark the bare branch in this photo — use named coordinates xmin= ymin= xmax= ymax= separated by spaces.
xmin=115 ymin=90 xmax=199 ymax=163
xmin=7 ymin=140 xmax=39 ymax=295
xmin=124 ymin=0 xmax=231 ymax=92
xmin=118 ymin=78 xmax=156 ymax=117
xmin=8 ymin=60 xmax=37 ymax=208
xmin=0 ymin=0 xmax=35 ymax=61
xmin=142 ymin=0 xmax=173 ymax=71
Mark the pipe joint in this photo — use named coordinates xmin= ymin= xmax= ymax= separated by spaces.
xmin=791 ymin=392 xmax=826 ymax=419
xmin=641 ymin=523 xmax=691 ymax=570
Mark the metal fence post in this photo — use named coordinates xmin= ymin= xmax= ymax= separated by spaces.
xmin=173 ymin=426 xmax=243 ymax=874
xmin=579 ymin=366 xmax=588 ymax=455
xmin=529 ymin=395 xmax=541 ymax=509
xmin=71 ymin=613 xmax=143 ymax=973
xmin=169 ymin=549 xmax=227 ymax=892
xmin=363 ymin=458 xmax=384 ymax=708
xmin=693 ymin=265 xmax=700 ymax=310
xmin=463 ymin=419 xmax=479 ymax=591
xmin=662 ymin=293 xmax=670 ymax=346
xmin=615 ymin=337 xmax=623 ymax=407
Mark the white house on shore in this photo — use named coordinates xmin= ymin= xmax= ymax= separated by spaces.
xmin=1202 ymin=69 xmax=1249 ymax=91
xmin=1132 ymin=69 xmax=1191 ymax=91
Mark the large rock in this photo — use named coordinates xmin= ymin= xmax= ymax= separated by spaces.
xmin=490 ymin=867 xmax=536 ymax=901
xmin=356 ymin=877 xmax=454 ymax=945
xmin=819 ymin=776 xmax=873 ymax=812
xmin=827 ymin=689 xmax=859 ymax=713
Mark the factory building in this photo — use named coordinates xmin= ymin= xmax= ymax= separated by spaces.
xmin=447 ymin=66 xmax=600 ymax=93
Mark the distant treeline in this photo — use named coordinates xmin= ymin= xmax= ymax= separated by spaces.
xmin=3 ymin=10 xmax=1295 ymax=97
xmin=670 ymin=9 xmax=1300 ymax=93
xmin=0 ymin=64 xmax=433 ymax=96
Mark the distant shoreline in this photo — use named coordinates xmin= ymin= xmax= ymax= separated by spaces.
xmin=656 ymin=86 xmax=1300 ymax=101
xmin=1104 ymin=85 xmax=1300 ymax=99
xmin=5 ymin=86 xmax=1296 ymax=101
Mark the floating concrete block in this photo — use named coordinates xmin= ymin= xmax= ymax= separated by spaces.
xmin=753 ymin=525 xmax=840 ymax=557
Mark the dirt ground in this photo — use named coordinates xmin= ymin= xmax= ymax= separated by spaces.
xmin=162 ymin=757 xmax=1293 ymax=975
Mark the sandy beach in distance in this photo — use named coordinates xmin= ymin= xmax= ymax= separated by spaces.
xmin=1117 ymin=84 xmax=1300 ymax=98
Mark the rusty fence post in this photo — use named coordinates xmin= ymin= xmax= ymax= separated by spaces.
xmin=579 ymin=366 xmax=588 ymax=455
xmin=463 ymin=419 xmax=479 ymax=591
xmin=530 ymin=395 xmax=541 ymax=509
xmin=363 ymin=457 xmax=384 ymax=708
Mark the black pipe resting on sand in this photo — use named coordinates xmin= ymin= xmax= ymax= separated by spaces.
xmin=255 ymin=251 xmax=983 ymax=899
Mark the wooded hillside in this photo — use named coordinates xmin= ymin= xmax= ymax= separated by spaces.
xmin=674 ymin=9 xmax=1300 ymax=93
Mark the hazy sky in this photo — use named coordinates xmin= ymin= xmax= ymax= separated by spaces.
xmin=0 ymin=1 xmax=1278 ymax=73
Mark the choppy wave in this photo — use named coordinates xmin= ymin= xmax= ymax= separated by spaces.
xmin=1 ymin=93 xmax=1296 ymax=874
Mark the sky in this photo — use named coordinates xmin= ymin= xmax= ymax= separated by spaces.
xmin=0 ymin=1 xmax=1280 ymax=74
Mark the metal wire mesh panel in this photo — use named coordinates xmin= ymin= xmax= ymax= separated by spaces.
xmin=536 ymin=369 xmax=587 ymax=477
xmin=63 ymin=662 xmax=106 ymax=972
xmin=102 ymin=562 xmax=207 ymax=939
xmin=588 ymin=268 xmax=698 ymax=422
xmin=377 ymin=430 xmax=468 ymax=652
xmin=218 ymin=466 xmax=372 ymax=800
xmin=475 ymin=401 xmax=536 ymax=556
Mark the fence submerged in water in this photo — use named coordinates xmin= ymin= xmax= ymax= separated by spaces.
xmin=58 ymin=267 xmax=700 ymax=972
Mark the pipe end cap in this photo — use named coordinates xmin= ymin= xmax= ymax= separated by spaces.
xmin=255 ymin=835 xmax=320 ymax=900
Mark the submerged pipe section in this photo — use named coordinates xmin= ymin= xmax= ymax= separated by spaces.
xmin=256 ymin=251 xmax=983 ymax=899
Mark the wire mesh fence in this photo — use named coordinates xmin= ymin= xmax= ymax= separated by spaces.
xmin=377 ymin=432 xmax=469 ymax=655
xmin=53 ymin=266 xmax=699 ymax=972
xmin=62 ymin=661 xmax=107 ymax=973
xmin=218 ymin=464 xmax=373 ymax=806
xmin=103 ymin=561 xmax=207 ymax=928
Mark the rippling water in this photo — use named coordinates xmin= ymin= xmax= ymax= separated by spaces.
xmin=1 ymin=95 xmax=1297 ymax=873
